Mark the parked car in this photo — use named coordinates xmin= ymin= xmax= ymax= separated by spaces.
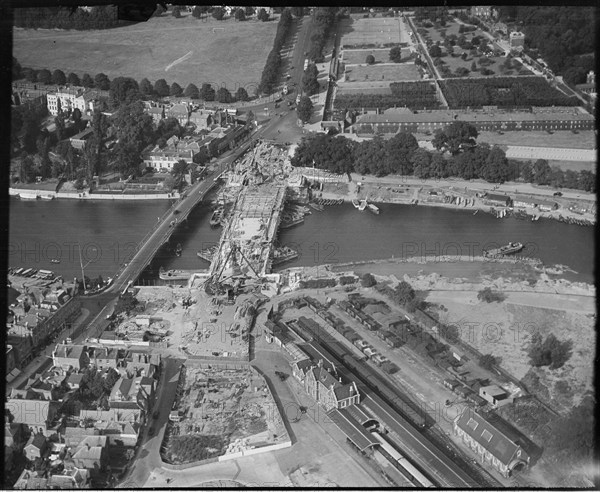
xmin=553 ymin=191 xmax=563 ymax=197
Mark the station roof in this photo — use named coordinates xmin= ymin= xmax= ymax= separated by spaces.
xmin=327 ymin=408 xmax=379 ymax=452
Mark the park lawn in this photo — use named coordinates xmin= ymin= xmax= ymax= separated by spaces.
xmin=343 ymin=48 xmax=412 ymax=65
xmin=13 ymin=13 xmax=277 ymax=91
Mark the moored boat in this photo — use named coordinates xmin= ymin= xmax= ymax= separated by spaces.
xmin=159 ymin=268 xmax=193 ymax=281
xmin=210 ymin=207 xmax=224 ymax=227
xmin=175 ymin=243 xmax=182 ymax=256
xmin=367 ymin=203 xmax=380 ymax=214
xmin=483 ymin=242 xmax=524 ymax=258
xmin=352 ymin=198 xmax=360 ymax=209
xmin=358 ymin=199 xmax=367 ymax=211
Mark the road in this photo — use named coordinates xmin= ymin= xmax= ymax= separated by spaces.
xmin=120 ymin=357 xmax=184 ymax=488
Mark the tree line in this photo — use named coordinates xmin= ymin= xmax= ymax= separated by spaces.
xmin=308 ymin=8 xmax=338 ymax=62
xmin=291 ymin=122 xmax=596 ymax=191
xmin=14 ymin=5 xmax=124 ymax=30
xmin=13 ymin=59 xmax=251 ymax=107
xmin=258 ymin=8 xmax=293 ymax=94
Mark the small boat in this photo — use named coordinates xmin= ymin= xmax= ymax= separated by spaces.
xmin=484 ymin=242 xmax=524 ymax=258
xmin=367 ymin=203 xmax=380 ymax=214
xmin=309 ymin=201 xmax=324 ymax=212
xmin=358 ymin=199 xmax=367 ymax=211
xmin=210 ymin=207 xmax=224 ymax=227
xmin=175 ymin=243 xmax=182 ymax=257
xmin=159 ymin=268 xmax=193 ymax=281
xmin=19 ymin=192 xmax=39 ymax=200
xmin=50 ymin=259 xmax=60 ymax=264
xmin=41 ymin=195 xmax=54 ymax=200
xmin=271 ymin=246 xmax=299 ymax=265
xmin=352 ymin=198 xmax=360 ymax=209
xmin=473 ymin=210 xmax=479 ymax=215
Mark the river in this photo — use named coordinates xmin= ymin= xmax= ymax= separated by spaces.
xmin=8 ymin=198 xmax=595 ymax=285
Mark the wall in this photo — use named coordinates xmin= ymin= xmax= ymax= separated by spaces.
xmin=217 ymin=440 xmax=292 ymax=462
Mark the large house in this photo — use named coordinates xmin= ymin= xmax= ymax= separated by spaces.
xmin=72 ymin=435 xmax=108 ymax=472
xmin=142 ymin=135 xmax=209 ymax=171
xmin=24 ymin=433 xmax=48 ymax=461
xmin=52 ymin=343 xmax=89 ymax=371
xmin=47 ymin=87 xmax=97 ymax=116
xmin=454 ymin=407 xmax=530 ymax=477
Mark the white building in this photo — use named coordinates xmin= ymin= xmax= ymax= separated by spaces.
xmin=47 ymin=88 xmax=96 ymax=116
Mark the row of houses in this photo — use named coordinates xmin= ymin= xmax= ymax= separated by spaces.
xmin=7 ymin=287 xmax=81 ymax=370
xmin=52 ymin=342 xmax=160 ymax=377
xmin=142 ymin=124 xmax=250 ymax=171
xmin=142 ymin=100 xmax=239 ymax=129
xmin=350 ymin=106 xmax=595 ymax=135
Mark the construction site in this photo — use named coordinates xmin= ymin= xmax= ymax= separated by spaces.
xmin=163 ymin=364 xmax=289 ymax=464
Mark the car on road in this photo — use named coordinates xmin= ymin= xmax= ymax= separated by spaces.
xmin=174 ymin=209 xmax=180 ymax=215
xmin=553 ymin=191 xmax=563 ymax=197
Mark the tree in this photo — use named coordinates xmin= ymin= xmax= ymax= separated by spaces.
xmin=109 ymin=77 xmax=140 ymax=107
xmin=366 ymin=54 xmax=375 ymax=65
xmin=296 ymin=96 xmax=313 ymax=124
xmin=172 ymin=6 xmax=181 ymax=18
xmin=139 ymin=78 xmax=153 ymax=96
xmin=432 ymin=121 xmax=478 ymax=155
xmin=172 ymin=159 xmax=189 ymax=177
xmin=94 ymin=73 xmax=110 ymax=90
xmin=22 ymin=67 xmax=37 ymax=83
xmin=216 ymin=87 xmax=232 ymax=103
xmin=389 ymin=46 xmax=403 ymax=63
xmin=528 ymin=332 xmax=572 ymax=369
xmin=477 ymin=287 xmax=505 ymax=303
xmin=455 ymin=67 xmax=470 ymax=77
xmin=170 ymin=82 xmax=183 ymax=97
xmin=386 ymin=132 xmax=418 ymax=174
xmin=532 ymin=158 xmax=551 ymax=185
xmin=12 ymin=56 xmax=22 ymax=80
xmin=20 ymin=155 xmax=36 ymax=183
xmin=154 ymin=79 xmax=169 ymax=97
xmin=245 ymin=6 xmax=255 ymax=16
xmin=200 ymin=83 xmax=215 ymax=101
xmin=411 ymin=148 xmax=432 ymax=178
xmin=184 ymin=83 xmax=200 ymax=99
xmin=67 ymin=72 xmax=81 ymax=86
xmin=291 ymin=7 xmax=304 ymax=17
xmin=393 ymin=281 xmax=415 ymax=305
xmin=480 ymin=146 xmax=508 ymax=183
xmin=302 ymin=64 xmax=320 ymax=96
xmin=153 ymin=4 xmax=165 ymax=16
xmin=257 ymin=8 xmax=270 ymax=21
xmin=479 ymin=354 xmax=497 ymax=370
xmin=82 ymin=73 xmax=94 ymax=88
xmin=235 ymin=87 xmax=249 ymax=102
xmin=192 ymin=6 xmax=208 ymax=18
xmin=51 ymin=69 xmax=66 ymax=85
xmin=193 ymin=147 xmax=210 ymax=165
xmin=37 ymin=69 xmax=52 ymax=84
xmin=361 ymin=273 xmax=377 ymax=287
xmin=429 ymin=45 xmax=442 ymax=57
xmin=212 ymin=7 xmax=225 ymax=20
xmin=235 ymin=8 xmax=246 ymax=21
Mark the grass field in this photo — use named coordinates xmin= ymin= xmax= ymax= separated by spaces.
xmin=477 ymin=130 xmax=597 ymax=150
xmin=342 ymin=48 xmax=412 ymax=65
xmin=340 ymin=16 xmax=406 ymax=47
xmin=343 ymin=63 xmax=421 ymax=82
xmin=13 ymin=13 xmax=278 ymax=91
xmin=336 ymin=86 xmax=392 ymax=95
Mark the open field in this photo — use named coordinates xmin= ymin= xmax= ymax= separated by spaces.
xmin=342 ymin=48 xmax=411 ymax=65
xmin=13 ymin=14 xmax=277 ymax=90
xmin=477 ymin=130 xmax=597 ymax=150
xmin=339 ymin=16 xmax=406 ymax=47
xmin=336 ymin=86 xmax=392 ymax=95
xmin=343 ymin=63 xmax=421 ymax=82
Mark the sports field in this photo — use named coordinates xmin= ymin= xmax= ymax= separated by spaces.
xmin=342 ymin=48 xmax=412 ymax=65
xmin=340 ymin=16 xmax=407 ymax=48
xmin=343 ymin=63 xmax=421 ymax=83
xmin=13 ymin=14 xmax=277 ymax=91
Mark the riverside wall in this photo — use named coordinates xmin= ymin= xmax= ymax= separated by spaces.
xmin=9 ymin=188 xmax=180 ymax=200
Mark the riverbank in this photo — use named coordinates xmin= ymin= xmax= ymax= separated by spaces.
xmin=316 ymin=175 xmax=596 ymax=225
xmin=9 ymin=188 xmax=180 ymax=200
